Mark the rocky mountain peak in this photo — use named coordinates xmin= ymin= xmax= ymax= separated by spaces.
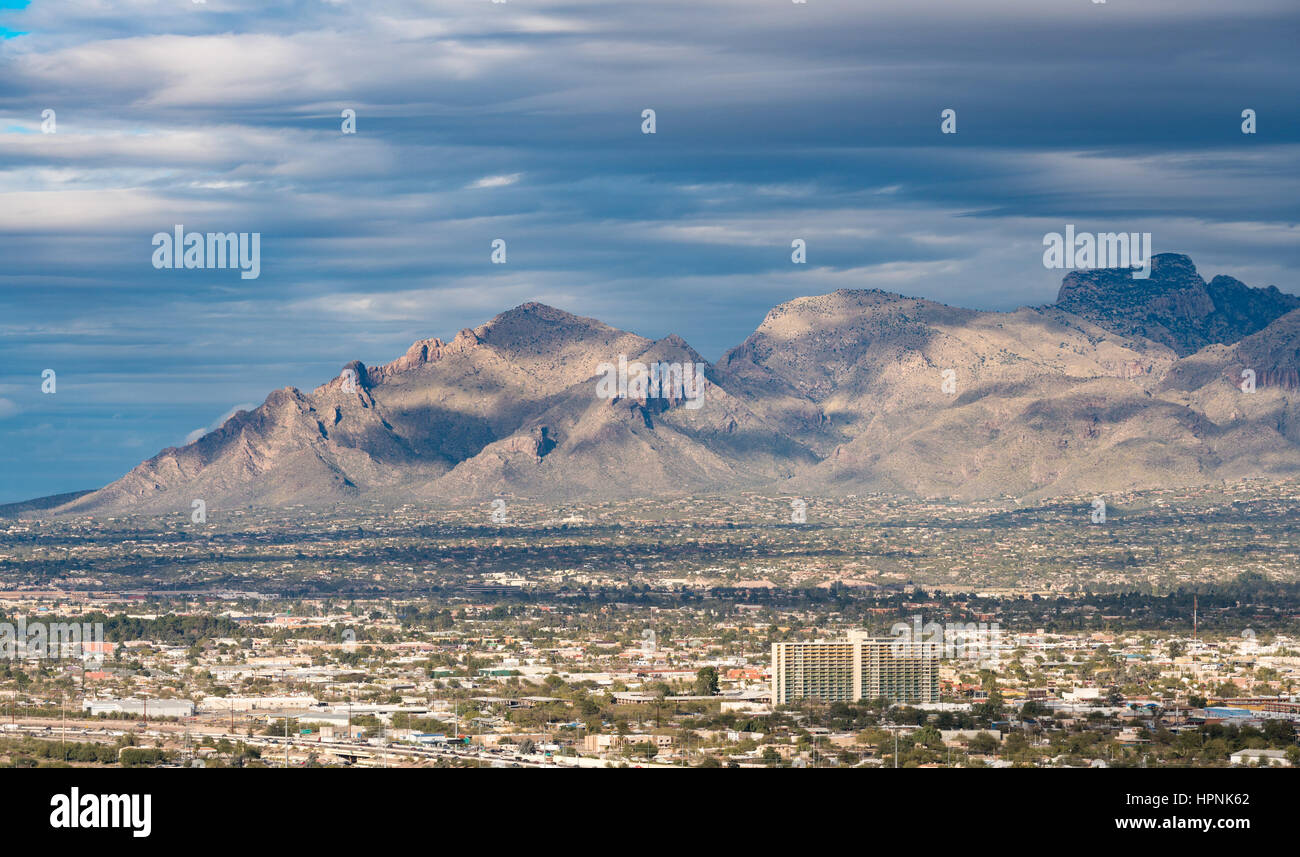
xmin=1148 ymin=252 xmax=1200 ymax=282
xmin=1055 ymin=253 xmax=1296 ymax=355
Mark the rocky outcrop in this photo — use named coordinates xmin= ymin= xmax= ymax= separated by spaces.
xmin=1056 ymin=253 xmax=1299 ymax=355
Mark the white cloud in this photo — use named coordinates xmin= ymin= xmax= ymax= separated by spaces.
xmin=467 ymin=173 xmax=522 ymax=189
xmin=184 ymin=402 xmax=257 ymax=445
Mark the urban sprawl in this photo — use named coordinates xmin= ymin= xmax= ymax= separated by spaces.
xmin=1 ymin=481 xmax=1298 ymax=769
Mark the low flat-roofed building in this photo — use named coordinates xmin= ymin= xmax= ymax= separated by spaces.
xmin=196 ymin=694 xmax=318 ymax=712
xmin=82 ymin=698 xmax=193 ymax=718
xmin=1230 ymin=749 xmax=1291 ymax=767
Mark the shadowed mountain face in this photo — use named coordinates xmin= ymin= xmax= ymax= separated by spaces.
xmin=41 ymin=256 xmax=1300 ymax=515
xmin=1056 ymin=253 xmax=1300 ymax=356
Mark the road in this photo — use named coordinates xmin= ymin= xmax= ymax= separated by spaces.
xmin=3 ymin=718 xmax=680 ymax=768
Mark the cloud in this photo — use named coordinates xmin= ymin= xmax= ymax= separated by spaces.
xmin=184 ymin=402 xmax=257 ymax=445
xmin=1 ymin=0 xmax=1297 ymax=502
xmin=467 ymin=173 xmax=522 ymax=189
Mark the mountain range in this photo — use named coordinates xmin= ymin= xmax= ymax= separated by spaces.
xmin=27 ymin=253 xmax=1300 ymax=516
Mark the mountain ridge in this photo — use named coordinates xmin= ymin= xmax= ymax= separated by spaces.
xmin=22 ymin=253 xmax=1300 ymax=517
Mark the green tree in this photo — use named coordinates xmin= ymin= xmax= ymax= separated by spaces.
xmin=693 ymin=667 xmax=720 ymax=697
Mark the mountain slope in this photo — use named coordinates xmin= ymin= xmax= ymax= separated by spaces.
xmin=54 ymin=303 xmax=814 ymax=515
xmin=34 ymin=255 xmax=1300 ymax=516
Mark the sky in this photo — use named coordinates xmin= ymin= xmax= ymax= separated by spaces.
xmin=1 ymin=0 xmax=1298 ymax=504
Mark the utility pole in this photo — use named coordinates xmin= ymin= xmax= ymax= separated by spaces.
xmin=894 ymin=728 xmax=898 ymax=769
xmin=284 ymin=715 xmax=289 ymax=768
xmin=61 ymin=692 xmax=66 ymax=762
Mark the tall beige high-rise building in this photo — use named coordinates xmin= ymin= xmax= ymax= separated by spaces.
xmin=771 ymin=630 xmax=939 ymax=704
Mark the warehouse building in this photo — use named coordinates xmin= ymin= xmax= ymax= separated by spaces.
xmin=81 ymin=698 xmax=195 ymax=718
